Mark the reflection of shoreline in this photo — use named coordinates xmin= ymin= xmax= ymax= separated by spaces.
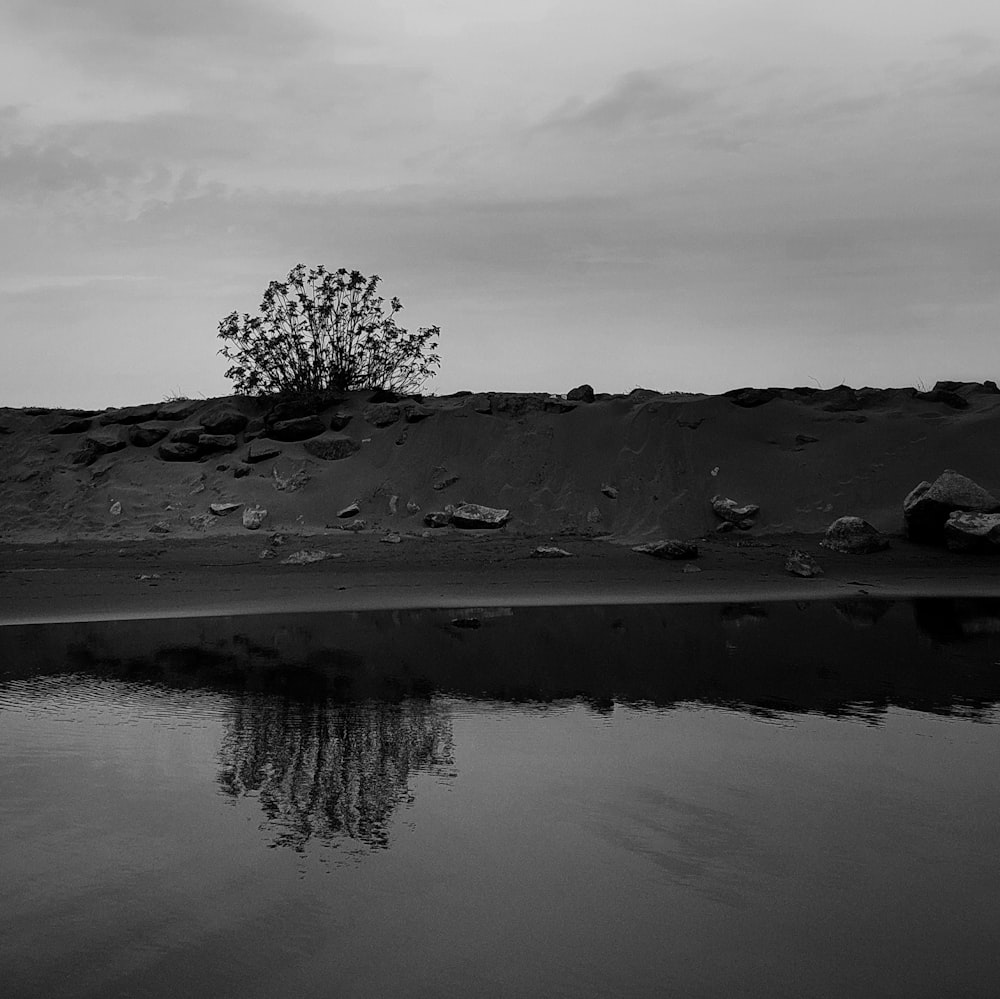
xmin=1 ymin=598 xmax=999 ymax=721
xmin=218 ymin=696 xmax=453 ymax=851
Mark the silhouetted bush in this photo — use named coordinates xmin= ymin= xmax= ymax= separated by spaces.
xmin=218 ymin=264 xmax=440 ymax=400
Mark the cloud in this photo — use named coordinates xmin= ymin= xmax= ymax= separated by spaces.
xmin=543 ymin=69 xmax=715 ymax=131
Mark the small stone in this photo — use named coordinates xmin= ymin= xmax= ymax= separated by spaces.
xmin=243 ymin=505 xmax=268 ymax=530
xmin=531 ymin=546 xmax=572 ymax=558
xmin=712 ymin=495 xmax=760 ymax=524
xmin=406 ymin=500 xmax=421 ymax=515
xmin=451 ymin=617 xmax=481 ymax=629
xmin=388 ymin=495 xmax=399 ymax=514
xmin=234 ymin=465 xmax=252 ymax=478
xmin=337 ymin=502 xmax=360 ymax=519
xmin=381 ymin=533 xmax=403 ymax=544
xmin=209 ymin=502 xmax=242 ymax=516
xmin=339 ymin=519 xmax=366 ymax=532
xmin=148 ymin=521 xmax=171 ymax=534
xmin=189 ymin=513 xmax=218 ymax=531
xmin=245 ymin=445 xmax=282 ymax=464
xmin=433 ymin=472 xmax=460 ymax=491
xmin=109 ymin=501 xmax=122 ymax=516
xmin=281 ymin=549 xmax=335 ymax=565
xmin=786 ymin=550 xmax=822 ymax=577
xmin=632 ymin=540 xmax=698 ymax=560
xmin=424 ymin=511 xmax=452 ymax=528
xmin=601 ymin=484 xmax=618 ymax=499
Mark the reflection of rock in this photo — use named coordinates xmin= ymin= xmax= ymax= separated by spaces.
xmin=913 ymin=598 xmax=1000 ymax=643
xmin=833 ymin=599 xmax=894 ymax=628
xmin=217 ymin=697 xmax=453 ymax=850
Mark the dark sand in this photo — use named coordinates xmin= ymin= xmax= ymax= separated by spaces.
xmin=2 ymin=530 xmax=998 ymax=626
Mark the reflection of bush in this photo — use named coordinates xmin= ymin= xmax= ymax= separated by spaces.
xmin=217 ymin=696 xmax=453 ymax=851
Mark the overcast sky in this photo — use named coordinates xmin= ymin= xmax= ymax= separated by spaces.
xmin=2 ymin=0 xmax=999 ymax=407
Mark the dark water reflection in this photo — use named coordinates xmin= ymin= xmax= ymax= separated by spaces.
xmin=2 ymin=598 xmax=1000 ymax=999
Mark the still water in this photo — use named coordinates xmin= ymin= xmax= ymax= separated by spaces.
xmin=2 ymin=599 xmax=999 ymax=999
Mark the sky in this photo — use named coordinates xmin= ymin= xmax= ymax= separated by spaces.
xmin=2 ymin=0 xmax=999 ymax=407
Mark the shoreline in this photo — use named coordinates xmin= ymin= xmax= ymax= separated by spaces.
xmin=3 ymin=531 xmax=998 ymax=627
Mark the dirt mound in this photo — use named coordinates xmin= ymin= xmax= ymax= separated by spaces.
xmin=2 ymin=383 xmax=999 ymax=542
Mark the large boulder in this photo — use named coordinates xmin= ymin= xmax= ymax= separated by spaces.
xmin=169 ymin=426 xmax=203 ymax=445
xmin=402 ymin=403 xmax=434 ymax=423
xmin=50 ymin=417 xmax=93 ymax=435
xmin=820 ymin=516 xmax=889 ymax=554
xmin=99 ymin=403 xmax=161 ymax=426
xmin=157 ymin=399 xmax=202 ymax=421
xmin=158 ymin=442 xmax=201 ymax=462
xmin=302 ymin=436 xmax=360 ymax=461
xmin=450 ymin=503 xmax=509 ymax=529
xmin=267 ymin=415 xmax=325 ymax=441
xmin=567 ymin=384 xmax=595 ymax=403
xmin=197 ymin=433 xmax=238 ymax=454
xmin=903 ymin=470 xmax=1000 ymax=542
xmin=128 ymin=423 xmax=170 ymax=448
xmin=70 ymin=433 xmax=126 ymax=465
xmin=944 ymin=512 xmax=1000 ymax=553
xmin=199 ymin=406 xmax=248 ymax=435
xmin=363 ymin=403 xmax=401 ymax=428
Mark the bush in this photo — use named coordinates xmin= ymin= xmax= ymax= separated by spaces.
xmin=218 ymin=264 xmax=440 ymax=400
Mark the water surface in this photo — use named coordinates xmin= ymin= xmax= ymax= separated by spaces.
xmin=2 ymin=599 xmax=999 ymax=998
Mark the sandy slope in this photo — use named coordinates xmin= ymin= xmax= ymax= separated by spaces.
xmin=2 ymin=382 xmax=998 ymax=543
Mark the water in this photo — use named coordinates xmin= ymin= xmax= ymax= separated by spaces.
xmin=2 ymin=599 xmax=999 ymax=998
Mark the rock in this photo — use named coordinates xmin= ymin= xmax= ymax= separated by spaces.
xmin=242 ymin=505 xmax=268 ymax=530
xmin=423 ymin=511 xmax=452 ymax=528
xmin=197 ymin=433 xmax=238 ymax=454
xmin=711 ymin=495 xmax=759 ymax=524
xmin=471 ymin=395 xmax=493 ymax=415
xmin=395 ymin=428 xmax=409 ymax=446
xmin=303 ymin=436 xmax=360 ymax=461
xmin=389 ymin=495 xmax=399 ymax=514
xmin=451 ymin=617 xmax=481 ymax=629
xmin=158 ymin=442 xmax=201 ymax=462
xmin=820 ymin=516 xmax=890 ymax=554
xmin=100 ymin=403 xmax=161 ymax=426
xmin=50 ymin=417 xmax=92 ymax=434
xmin=363 ymin=403 xmax=401 ymax=428
xmin=337 ymin=502 xmax=360 ymax=519
xmin=271 ymin=467 xmax=310 ymax=492
xmin=433 ymin=472 xmax=460 ymax=491
xmin=244 ymin=417 xmax=266 ymax=440
xmin=586 ymin=507 xmax=602 ymax=524
xmin=71 ymin=433 xmax=127 ymax=465
xmin=234 ymin=465 xmax=252 ymax=478
xmin=451 ymin=503 xmax=510 ymax=529
xmin=245 ymin=444 xmax=282 ymax=464
xmin=267 ymin=415 xmax=325 ymax=441
xmin=109 ymin=501 xmax=122 ymax=516
xmin=281 ymin=549 xmax=334 ymax=565
xmin=724 ymin=387 xmax=778 ymax=408
xmin=531 ymin=546 xmax=572 ymax=558
xmin=903 ymin=470 xmax=1000 ymax=542
xmin=128 ymin=423 xmax=169 ymax=447
xmin=786 ymin=551 xmax=822 ymax=577
xmin=381 ymin=533 xmax=403 ymax=544
xmin=914 ymin=388 xmax=969 ymax=409
xmin=200 ymin=407 xmax=248 ymax=435
xmin=209 ymin=502 xmax=242 ymax=516
xmin=189 ymin=513 xmax=218 ymax=531
xmin=944 ymin=511 xmax=1000 ymax=552
xmin=169 ymin=427 xmax=203 ymax=445
xmin=601 ymin=484 xmax=618 ymax=499
xmin=403 ymin=403 xmax=434 ymax=423
xmin=148 ymin=521 xmax=171 ymax=534
xmin=157 ymin=399 xmax=202 ymax=421
xmin=682 ymin=564 xmax=702 ymax=573
xmin=543 ymin=397 xmax=577 ymax=414
xmin=329 ymin=412 xmax=352 ymax=432
xmin=406 ymin=500 xmax=421 ymax=515
xmin=567 ymin=384 xmax=595 ymax=403
xmin=338 ymin=519 xmax=366 ymax=532
xmin=795 ymin=434 xmax=819 ymax=445
xmin=632 ymin=540 xmax=698 ymax=560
